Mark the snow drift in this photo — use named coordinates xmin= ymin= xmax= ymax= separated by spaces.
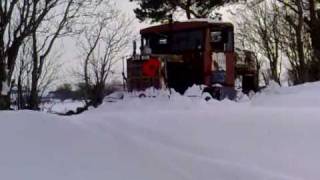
xmin=252 ymin=81 xmax=320 ymax=107
xmin=1 ymin=82 xmax=320 ymax=180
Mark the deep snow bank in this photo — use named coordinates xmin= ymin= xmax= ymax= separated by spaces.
xmin=1 ymin=82 xmax=320 ymax=180
xmin=251 ymin=81 xmax=320 ymax=107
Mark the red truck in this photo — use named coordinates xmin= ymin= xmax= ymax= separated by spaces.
xmin=126 ymin=20 xmax=257 ymax=100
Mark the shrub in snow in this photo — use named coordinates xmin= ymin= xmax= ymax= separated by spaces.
xmin=261 ymin=81 xmax=281 ymax=95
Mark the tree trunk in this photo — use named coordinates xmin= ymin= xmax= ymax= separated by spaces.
xmin=185 ymin=0 xmax=192 ymax=19
xmin=270 ymin=60 xmax=280 ymax=85
xmin=0 ymin=71 xmax=10 ymax=110
xmin=29 ymin=32 xmax=39 ymax=110
xmin=17 ymin=72 xmax=25 ymax=109
xmin=308 ymin=0 xmax=320 ymax=80
xmin=295 ymin=0 xmax=307 ymax=83
xmin=0 ymin=41 xmax=10 ymax=110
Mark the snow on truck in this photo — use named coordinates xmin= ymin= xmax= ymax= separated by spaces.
xmin=126 ymin=20 xmax=258 ymax=100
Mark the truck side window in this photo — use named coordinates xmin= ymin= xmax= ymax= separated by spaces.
xmin=210 ymin=28 xmax=233 ymax=52
xmin=211 ymin=31 xmax=222 ymax=43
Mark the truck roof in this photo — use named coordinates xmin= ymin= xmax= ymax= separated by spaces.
xmin=140 ymin=20 xmax=233 ymax=34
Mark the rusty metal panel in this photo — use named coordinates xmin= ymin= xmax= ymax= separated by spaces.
xmin=225 ymin=52 xmax=235 ymax=86
xmin=141 ymin=21 xmax=233 ymax=35
xmin=127 ymin=60 xmax=161 ymax=91
xmin=203 ymin=28 xmax=212 ymax=86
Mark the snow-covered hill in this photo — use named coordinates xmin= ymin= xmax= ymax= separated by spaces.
xmin=1 ymin=82 xmax=320 ymax=180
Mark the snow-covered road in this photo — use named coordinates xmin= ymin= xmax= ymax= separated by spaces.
xmin=1 ymin=82 xmax=320 ymax=180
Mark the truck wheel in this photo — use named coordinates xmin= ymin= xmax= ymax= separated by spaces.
xmin=138 ymin=93 xmax=146 ymax=98
xmin=202 ymin=92 xmax=212 ymax=101
xmin=202 ymin=87 xmax=222 ymax=101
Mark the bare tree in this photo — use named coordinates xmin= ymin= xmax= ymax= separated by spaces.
xmin=15 ymin=38 xmax=32 ymax=109
xmin=0 ymin=0 xmax=63 ymax=109
xmin=13 ymin=38 xmax=62 ymax=109
xmin=0 ymin=0 xmax=93 ymax=110
xmin=236 ymin=0 xmax=319 ymax=85
xmin=275 ymin=0 xmax=316 ymax=84
xmin=236 ymin=1 xmax=284 ymax=85
xmin=76 ymin=1 xmax=133 ymax=107
xmin=27 ymin=0 xmax=86 ymax=110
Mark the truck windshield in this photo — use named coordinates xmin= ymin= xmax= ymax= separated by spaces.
xmin=143 ymin=30 xmax=203 ymax=54
xmin=171 ymin=30 xmax=203 ymax=52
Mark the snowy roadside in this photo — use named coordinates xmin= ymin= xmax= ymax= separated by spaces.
xmin=1 ymin=82 xmax=320 ymax=180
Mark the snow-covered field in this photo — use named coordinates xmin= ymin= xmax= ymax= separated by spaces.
xmin=1 ymin=82 xmax=320 ymax=180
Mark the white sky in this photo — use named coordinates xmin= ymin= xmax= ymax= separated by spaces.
xmin=115 ymin=0 xmax=149 ymax=30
